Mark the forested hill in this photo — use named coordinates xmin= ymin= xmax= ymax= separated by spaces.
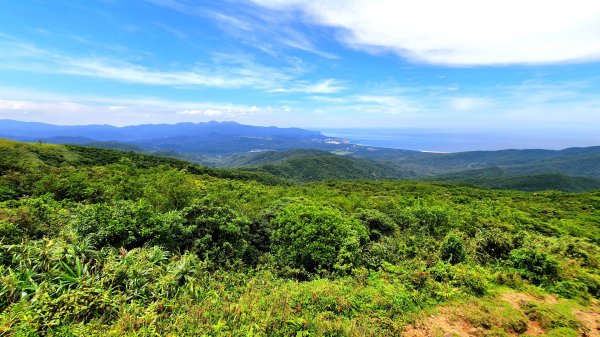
xmin=237 ymin=149 xmax=413 ymax=182
xmin=430 ymin=168 xmax=600 ymax=192
xmin=0 ymin=138 xmax=599 ymax=335
xmin=0 ymin=138 xmax=289 ymax=187
xmin=353 ymin=146 xmax=600 ymax=179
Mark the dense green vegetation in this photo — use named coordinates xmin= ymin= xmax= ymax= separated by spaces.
xmin=352 ymin=146 xmax=600 ymax=180
xmin=431 ymin=168 xmax=600 ymax=192
xmin=240 ymin=150 xmax=409 ymax=182
xmin=0 ymin=139 xmax=598 ymax=336
xmin=5 ymin=119 xmax=600 ymax=192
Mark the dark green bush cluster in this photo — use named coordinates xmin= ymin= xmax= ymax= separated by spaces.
xmin=353 ymin=208 xmax=397 ymax=240
xmin=440 ymin=232 xmax=466 ymax=265
xmin=475 ymin=228 xmax=516 ymax=263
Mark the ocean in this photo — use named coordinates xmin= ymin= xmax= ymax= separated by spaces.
xmin=319 ymin=128 xmax=600 ymax=153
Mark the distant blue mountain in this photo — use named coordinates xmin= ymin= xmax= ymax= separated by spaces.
xmin=0 ymin=119 xmax=334 ymax=155
xmin=0 ymin=119 xmax=323 ymax=142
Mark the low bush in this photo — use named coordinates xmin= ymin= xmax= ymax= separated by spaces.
xmin=475 ymin=228 xmax=515 ymax=263
xmin=270 ymin=202 xmax=367 ymax=276
xmin=353 ymin=208 xmax=397 ymax=240
xmin=510 ymin=248 xmax=560 ymax=284
xmin=440 ymin=232 xmax=466 ymax=265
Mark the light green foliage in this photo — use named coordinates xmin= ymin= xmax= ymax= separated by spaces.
xmin=73 ymin=199 xmax=182 ymax=250
xmin=521 ymin=301 xmax=582 ymax=332
xmin=140 ymin=168 xmax=199 ymax=211
xmin=408 ymin=205 xmax=453 ymax=236
xmin=475 ymin=228 xmax=516 ymax=263
xmin=270 ymin=202 xmax=367 ymax=276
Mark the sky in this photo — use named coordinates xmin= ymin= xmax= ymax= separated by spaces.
xmin=0 ymin=0 xmax=600 ymax=132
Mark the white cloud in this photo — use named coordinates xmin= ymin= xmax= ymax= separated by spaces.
xmin=309 ymin=96 xmax=347 ymax=103
xmin=148 ymin=0 xmax=337 ymax=59
xmin=450 ymin=97 xmax=491 ymax=111
xmin=0 ymin=99 xmax=91 ymax=112
xmin=251 ymin=0 xmax=600 ymax=65
xmin=178 ymin=109 xmax=224 ymax=116
xmin=0 ymin=88 xmax=275 ymax=125
xmin=354 ymin=95 xmax=420 ymax=114
xmin=272 ymin=79 xmax=345 ymax=94
xmin=0 ymin=40 xmax=295 ymax=90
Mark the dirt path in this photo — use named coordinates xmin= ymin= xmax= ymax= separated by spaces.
xmin=401 ymin=291 xmax=599 ymax=337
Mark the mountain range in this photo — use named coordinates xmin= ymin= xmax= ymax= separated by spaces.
xmin=1 ymin=119 xmax=599 ymax=192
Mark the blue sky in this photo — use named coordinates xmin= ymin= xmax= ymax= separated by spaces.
xmin=0 ymin=0 xmax=599 ymax=130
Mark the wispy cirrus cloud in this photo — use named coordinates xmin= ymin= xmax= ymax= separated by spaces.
xmin=147 ymin=0 xmax=338 ymax=59
xmin=0 ymin=38 xmax=340 ymax=92
xmin=0 ymin=39 xmax=293 ymax=89
xmin=449 ymin=97 xmax=491 ymax=111
xmin=271 ymin=79 xmax=345 ymax=94
xmin=301 ymin=78 xmax=600 ymax=128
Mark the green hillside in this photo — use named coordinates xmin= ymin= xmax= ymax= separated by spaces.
xmin=432 ymin=167 xmax=600 ymax=192
xmin=239 ymin=149 xmax=412 ymax=182
xmin=0 ymin=138 xmax=289 ymax=187
xmin=0 ymin=140 xmax=599 ymax=336
xmin=345 ymin=146 xmax=600 ymax=179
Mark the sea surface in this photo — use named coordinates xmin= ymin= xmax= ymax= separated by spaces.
xmin=319 ymin=128 xmax=600 ymax=153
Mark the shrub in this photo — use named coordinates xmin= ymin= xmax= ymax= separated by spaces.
xmin=450 ymin=264 xmax=489 ymax=296
xmin=410 ymin=206 xmax=451 ymax=236
xmin=0 ymin=222 xmax=22 ymax=244
xmin=362 ymin=237 xmax=402 ymax=268
xmin=575 ymin=271 xmax=600 ymax=298
xmin=353 ymin=208 xmax=397 ymax=240
xmin=429 ymin=262 xmax=489 ymax=296
xmin=33 ymin=169 xmax=98 ymax=202
xmin=440 ymin=233 xmax=466 ymax=265
xmin=270 ymin=202 xmax=367 ymax=276
xmin=475 ymin=228 xmax=514 ymax=263
xmin=73 ymin=200 xmax=186 ymax=251
xmin=495 ymin=271 xmax=524 ymax=288
xmin=387 ymin=208 xmax=416 ymax=230
xmin=1 ymin=195 xmax=63 ymax=239
xmin=510 ymin=248 xmax=559 ymax=284
xmin=521 ymin=302 xmax=581 ymax=331
xmin=549 ymin=280 xmax=588 ymax=299
xmin=0 ymin=187 xmax=17 ymax=202
xmin=140 ymin=169 xmax=199 ymax=211
xmin=73 ymin=200 xmax=156 ymax=249
xmin=181 ymin=201 xmax=252 ymax=265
